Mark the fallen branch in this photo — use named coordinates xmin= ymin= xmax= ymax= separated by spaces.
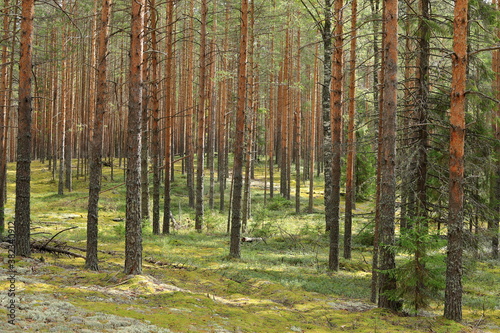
xmin=41 ymin=226 xmax=78 ymax=249
xmin=241 ymin=237 xmax=266 ymax=243
xmin=31 ymin=242 xmax=86 ymax=259
xmin=65 ymin=245 xmax=118 ymax=255
xmin=145 ymin=257 xmax=194 ymax=270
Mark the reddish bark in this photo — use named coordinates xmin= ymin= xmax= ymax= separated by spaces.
xmin=444 ymin=0 xmax=468 ymax=322
xmin=229 ymin=0 xmax=248 ymax=259
xmin=124 ymin=0 xmax=144 ymax=275
xmin=14 ymin=0 xmax=35 ymax=257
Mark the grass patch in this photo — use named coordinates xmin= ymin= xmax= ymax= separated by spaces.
xmin=0 ymin=160 xmax=497 ymax=332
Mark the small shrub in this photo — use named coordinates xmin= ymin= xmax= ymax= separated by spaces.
xmin=266 ymin=197 xmax=293 ymax=211
xmin=250 ymin=220 xmax=279 ymax=238
xmin=113 ymin=223 xmax=125 ymax=237
xmin=386 ymin=218 xmax=446 ymax=315
xmin=354 ymin=222 xmax=375 ymax=246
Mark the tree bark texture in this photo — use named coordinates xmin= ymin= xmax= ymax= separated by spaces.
xmin=124 ymin=0 xmax=144 ymax=275
xmin=321 ymin=0 xmax=334 ymax=235
xmin=0 ymin=0 xmax=12 ymax=234
xmin=344 ymin=0 xmax=357 ymax=260
xmin=490 ymin=0 xmax=499 ymax=260
xmin=229 ymin=0 xmax=248 ymax=259
xmin=329 ymin=0 xmax=343 ymax=271
xmin=162 ymin=0 xmax=175 ymax=235
xmin=444 ymin=0 xmax=468 ymax=322
xmin=195 ymin=0 xmax=208 ymax=232
xmin=15 ymin=0 xmax=35 ymax=257
xmin=377 ymin=0 xmax=399 ymax=311
xmin=86 ymin=0 xmax=112 ymax=271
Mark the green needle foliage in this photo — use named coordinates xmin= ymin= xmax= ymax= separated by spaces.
xmin=386 ymin=218 xmax=446 ymax=315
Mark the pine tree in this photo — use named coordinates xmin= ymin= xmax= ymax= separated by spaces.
xmin=15 ymin=0 xmax=35 ymax=257
xmin=444 ymin=0 xmax=468 ymax=322
xmin=124 ymin=0 xmax=144 ymax=275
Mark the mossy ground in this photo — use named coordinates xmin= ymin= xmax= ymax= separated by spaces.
xmin=0 ymin=161 xmax=498 ymax=332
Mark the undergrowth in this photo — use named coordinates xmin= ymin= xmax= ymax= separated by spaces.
xmin=0 ymin=161 xmax=498 ymax=332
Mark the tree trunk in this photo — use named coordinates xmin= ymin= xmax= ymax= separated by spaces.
xmin=195 ymin=0 xmax=208 ymax=232
xmin=328 ymin=0 xmax=343 ymax=272
xmin=149 ymin=0 xmax=160 ymax=235
xmin=490 ymin=0 xmax=499 ymax=260
xmin=344 ymin=0 xmax=357 ymax=260
xmin=141 ymin=34 xmax=150 ymax=222
xmin=162 ymin=0 xmax=175 ymax=235
xmin=414 ymin=0 xmax=430 ymax=219
xmin=15 ymin=0 xmax=35 ymax=257
xmin=185 ymin=0 xmax=195 ymax=208
xmin=308 ymin=45 xmax=319 ymax=214
xmin=124 ymin=0 xmax=144 ymax=275
xmin=86 ymin=0 xmax=112 ymax=271
xmin=218 ymin=3 xmax=230 ymax=212
xmin=295 ymin=30 xmax=302 ymax=215
xmin=377 ymin=0 xmax=399 ymax=311
xmin=370 ymin=0 xmax=381 ymax=304
xmin=0 ymin=0 xmax=12 ymax=234
xmin=320 ymin=0 xmax=334 ymax=236
xmin=229 ymin=0 xmax=248 ymax=259
xmin=444 ymin=0 xmax=468 ymax=322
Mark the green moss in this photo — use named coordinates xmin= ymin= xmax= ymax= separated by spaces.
xmin=0 ymin=161 xmax=496 ymax=332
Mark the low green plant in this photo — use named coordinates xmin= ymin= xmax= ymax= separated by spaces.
xmin=266 ymin=196 xmax=293 ymax=211
xmin=113 ymin=222 xmax=125 ymax=237
xmin=386 ymin=218 xmax=446 ymax=315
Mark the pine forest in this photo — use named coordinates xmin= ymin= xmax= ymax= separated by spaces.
xmin=0 ymin=0 xmax=499 ymax=331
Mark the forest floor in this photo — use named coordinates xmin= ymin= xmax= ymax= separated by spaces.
xmin=0 ymin=161 xmax=499 ymax=332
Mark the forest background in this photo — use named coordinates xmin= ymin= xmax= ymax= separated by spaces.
xmin=0 ymin=0 xmax=499 ymax=331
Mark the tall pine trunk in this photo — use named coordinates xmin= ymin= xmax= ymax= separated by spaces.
xmin=344 ymin=0 xmax=357 ymax=260
xmin=444 ymin=0 xmax=468 ymax=322
xmin=14 ymin=0 xmax=35 ymax=257
xmin=229 ymin=0 xmax=248 ymax=259
xmin=195 ymin=0 xmax=208 ymax=232
xmin=124 ymin=0 xmax=144 ymax=275
xmin=162 ymin=0 xmax=175 ymax=235
xmin=86 ymin=0 xmax=112 ymax=271
xmin=377 ymin=0 xmax=399 ymax=311
xmin=490 ymin=0 xmax=499 ymax=259
xmin=0 ymin=0 xmax=12 ymax=234
xmin=328 ymin=0 xmax=343 ymax=271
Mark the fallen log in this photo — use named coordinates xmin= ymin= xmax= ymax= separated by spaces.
xmin=31 ymin=242 xmax=86 ymax=259
xmin=241 ymin=237 xmax=266 ymax=243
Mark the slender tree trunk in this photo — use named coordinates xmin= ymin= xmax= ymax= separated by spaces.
xmin=229 ymin=0 xmax=248 ymax=259
xmin=308 ymin=45 xmax=319 ymax=214
xmin=195 ymin=0 xmax=208 ymax=232
xmin=162 ymin=0 xmax=175 ymax=235
xmin=415 ymin=0 xmax=430 ymax=219
xmin=86 ymin=0 xmax=112 ymax=271
xmin=58 ymin=48 xmax=66 ymax=196
xmin=377 ymin=0 xmax=399 ymax=311
xmin=295 ymin=30 xmax=302 ymax=215
xmin=320 ymin=0 xmax=334 ymax=235
xmin=218 ymin=3 xmax=230 ymax=212
xmin=444 ymin=0 xmax=468 ymax=321
xmin=328 ymin=0 xmax=343 ymax=271
xmin=0 ymin=0 xmax=11 ymax=234
xmin=490 ymin=0 xmax=499 ymax=260
xmin=64 ymin=54 xmax=73 ymax=193
xmin=370 ymin=0 xmax=381 ymax=304
xmin=185 ymin=0 xmax=195 ymax=208
xmin=124 ymin=0 xmax=144 ymax=275
xmin=149 ymin=0 xmax=160 ymax=235
xmin=141 ymin=33 xmax=150 ymax=222
xmin=400 ymin=1 xmax=415 ymax=231
xmin=15 ymin=0 xmax=35 ymax=256
xmin=344 ymin=0 xmax=357 ymax=260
